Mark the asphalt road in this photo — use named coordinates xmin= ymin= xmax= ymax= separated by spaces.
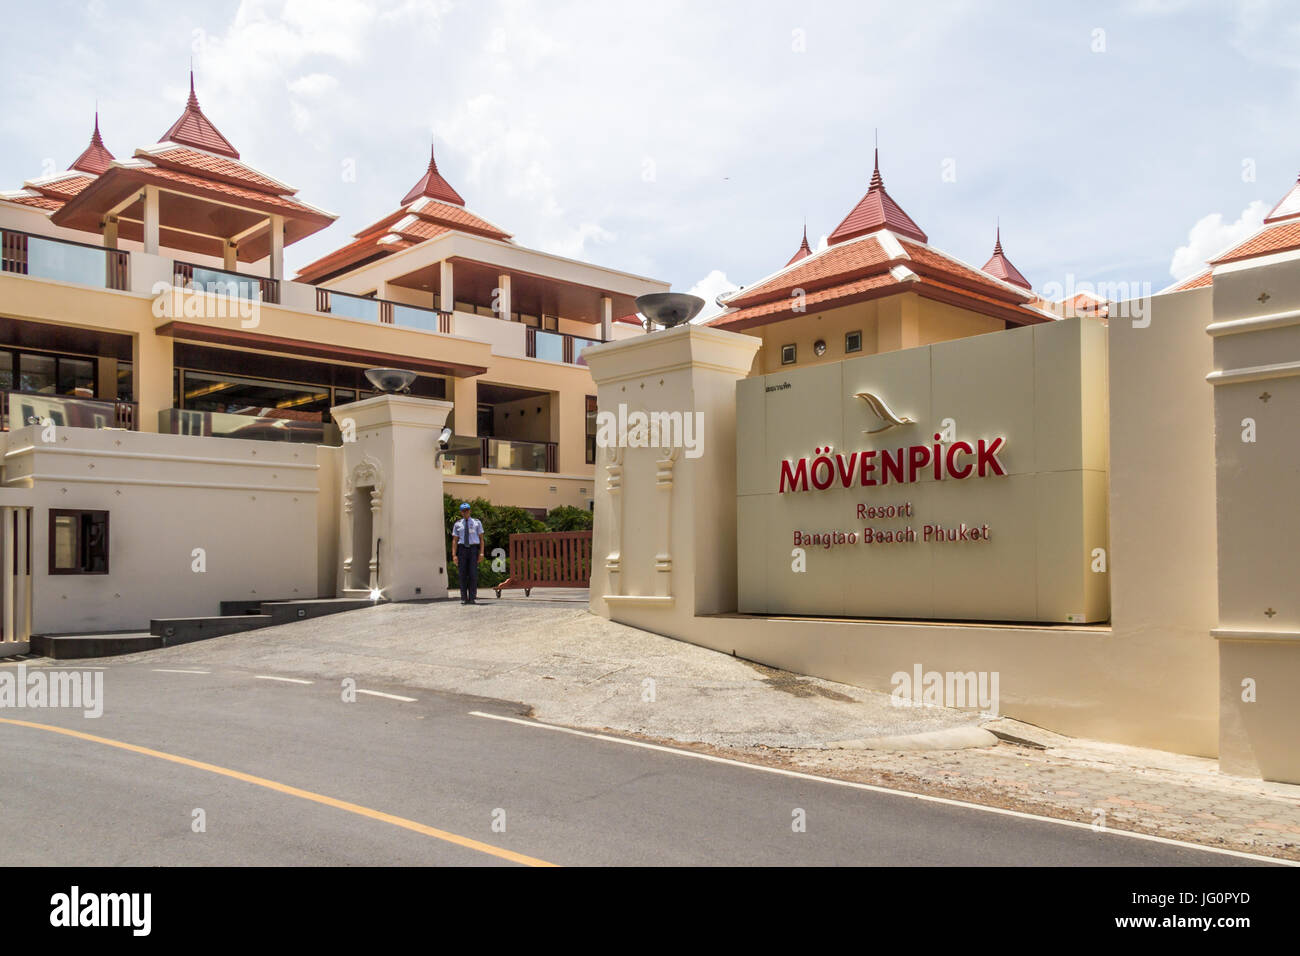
xmin=0 ymin=660 xmax=1273 ymax=867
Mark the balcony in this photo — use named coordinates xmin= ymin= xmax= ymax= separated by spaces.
xmin=159 ymin=408 xmax=333 ymax=445
xmin=174 ymin=260 xmax=279 ymax=304
xmin=1 ymin=228 xmax=128 ymax=291
xmin=314 ymin=288 xmax=452 ymax=333
xmin=481 ymin=436 xmax=557 ymax=473
xmin=1 ymin=390 xmax=137 ymax=431
xmin=526 ymin=327 xmax=602 ymax=365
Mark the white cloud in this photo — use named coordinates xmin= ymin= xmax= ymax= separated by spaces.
xmin=288 ymin=73 xmax=339 ymax=97
xmin=1169 ymin=201 xmax=1267 ymax=279
xmin=688 ymin=269 xmax=740 ymax=323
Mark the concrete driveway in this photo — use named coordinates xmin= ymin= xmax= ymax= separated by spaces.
xmin=114 ymin=592 xmax=986 ymax=750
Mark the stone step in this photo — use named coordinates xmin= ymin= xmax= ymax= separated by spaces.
xmin=150 ymin=615 xmax=273 ymax=644
xmin=32 ymin=633 xmax=163 ymax=659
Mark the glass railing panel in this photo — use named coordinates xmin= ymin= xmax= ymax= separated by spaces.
xmin=484 ymin=438 xmax=550 ymax=473
xmin=393 ymin=303 xmax=441 ymax=331
xmin=328 ymin=292 xmax=380 ymax=323
xmin=533 ymin=330 xmax=565 ymax=362
xmin=572 ymin=337 xmax=600 ymax=366
xmin=26 ymin=236 xmax=111 ymax=288
xmin=160 ymin=408 xmax=328 ymax=444
xmin=187 ymin=266 xmax=263 ymax=302
xmin=439 ymin=434 xmax=483 ymax=476
xmin=3 ymin=391 xmax=136 ymax=431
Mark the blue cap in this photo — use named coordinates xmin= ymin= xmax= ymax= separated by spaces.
xmin=459 ymin=502 xmax=471 ymax=511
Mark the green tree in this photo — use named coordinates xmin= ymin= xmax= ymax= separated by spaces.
xmin=544 ymin=505 xmax=594 ymax=532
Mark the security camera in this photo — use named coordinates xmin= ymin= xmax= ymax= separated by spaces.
xmin=437 ymin=427 xmax=453 ymax=450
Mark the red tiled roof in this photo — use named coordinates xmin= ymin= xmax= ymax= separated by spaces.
xmin=729 ymin=235 xmax=894 ymax=306
xmin=296 ymin=150 xmax=512 ymax=282
xmin=32 ymin=175 xmax=96 ymax=200
xmin=159 ymin=74 xmax=240 ymax=159
xmin=710 ymin=273 xmax=898 ymax=327
xmin=1167 ymin=270 xmax=1213 ymax=292
xmin=401 ymin=143 xmax=466 ymax=206
xmin=979 ymin=228 xmax=1031 ymax=290
xmin=70 ymin=114 xmax=114 ymax=175
xmin=827 ymin=150 xmax=927 ymax=244
xmin=1210 ymin=220 xmax=1300 ymax=265
xmin=146 ymin=146 xmax=287 ymax=194
xmin=1265 ymin=174 xmax=1300 ymax=224
xmin=408 ymin=200 xmax=510 ymax=241
xmin=785 ymin=226 xmax=812 ymax=266
xmin=2 ymin=193 xmax=63 ymax=211
xmin=134 ymin=165 xmax=321 ymax=216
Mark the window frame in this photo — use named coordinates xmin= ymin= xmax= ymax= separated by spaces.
xmin=845 ymin=330 xmax=863 ymax=354
xmin=48 ymin=508 xmax=110 ymax=575
xmin=780 ymin=343 xmax=797 ymax=366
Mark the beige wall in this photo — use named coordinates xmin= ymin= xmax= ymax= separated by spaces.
xmin=751 ymin=293 xmax=1005 ymax=374
xmin=1208 ymin=251 xmax=1300 ymax=782
xmin=737 ymin=316 xmax=1109 ymax=623
xmin=588 ymin=310 xmax=1224 ymax=758
xmin=3 ymin=425 xmax=320 ymax=633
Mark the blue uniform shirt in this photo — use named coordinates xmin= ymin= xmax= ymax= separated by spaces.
xmin=452 ymin=516 xmax=483 ymax=546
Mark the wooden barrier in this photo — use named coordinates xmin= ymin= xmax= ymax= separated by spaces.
xmin=494 ymin=531 xmax=593 ymax=597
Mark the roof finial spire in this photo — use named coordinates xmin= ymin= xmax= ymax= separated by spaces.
xmin=870 ymin=131 xmax=883 ymax=190
xmin=994 ymin=218 xmax=1003 ymax=254
xmin=429 ymin=136 xmax=439 ymax=173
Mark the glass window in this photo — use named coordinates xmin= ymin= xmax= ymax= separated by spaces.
xmin=780 ymin=344 xmax=797 ymax=366
xmin=117 ymin=361 xmax=134 ymax=403
xmin=180 ymin=370 xmax=329 ymax=420
xmin=0 ymin=352 xmax=12 ymax=391
xmin=49 ymin=510 xmax=109 ymax=574
xmin=58 ymin=357 xmax=95 ymax=397
xmin=477 ymin=404 xmax=494 ymax=437
xmin=19 ymin=353 xmax=56 ymax=392
xmin=586 ymin=395 xmax=598 ymax=464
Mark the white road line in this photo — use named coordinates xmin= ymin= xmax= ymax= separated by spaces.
xmin=467 ymin=710 xmax=1295 ymax=867
xmin=356 ymin=689 xmax=417 ymax=702
xmin=254 ymin=675 xmax=314 ymax=685
xmin=152 ymin=668 xmax=210 ymax=675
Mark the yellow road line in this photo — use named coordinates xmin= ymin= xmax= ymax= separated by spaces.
xmin=0 ymin=716 xmax=556 ymax=868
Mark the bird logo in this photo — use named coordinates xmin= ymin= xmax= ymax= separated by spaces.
xmin=855 ymin=391 xmax=915 ymax=434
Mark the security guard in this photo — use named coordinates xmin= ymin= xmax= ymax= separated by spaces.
xmin=451 ymin=502 xmax=484 ymax=604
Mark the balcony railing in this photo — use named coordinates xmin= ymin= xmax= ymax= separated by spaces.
xmin=174 ymin=260 xmax=279 ymax=305
xmin=1 ymin=228 xmax=128 ymax=291
xmin=315 ymin=288 xmax=452 ymax=333
xmin=1 ymin=390 xmax=137 ymax=431
xmin=525 ymin=327 xmax=603 ymax=365
xmin=480 ymin=436 xmax=558 ymax=473
xmin=160 ymin=408 xmax=331 ymax=444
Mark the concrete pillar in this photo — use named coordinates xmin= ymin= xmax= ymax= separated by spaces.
xmin=268 ymin=215 xmax=285 ymax=280
xmin=497 ymin=273 xmax=512 ymax=321
xmin=1207 ymin=258 xmax=1300 ymax=784
xmin=440 ymin=259 xmax=455 ymax=313
xmin=452 ymin=375 xmax=478 ymax=438
xmin=583 ymin=325 xmax=760 ymax=628
xmin=330 ymin=394 xmax=453 ymax=602
xmin=223 ymin=240 xmax=238 ymax=271
xmin=142 ymin=186 xmax=160 ymax=255
xmin=135 ymin=330 xmax=174 ymax=431
xmin=102 ymin=216 xmax=118 ymax=250
xmin=600 ymin=295 xmax=613 ymax=341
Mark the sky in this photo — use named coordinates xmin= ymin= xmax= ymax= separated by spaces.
xmin=2 ymin=0 xmax=1297 ymax=317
